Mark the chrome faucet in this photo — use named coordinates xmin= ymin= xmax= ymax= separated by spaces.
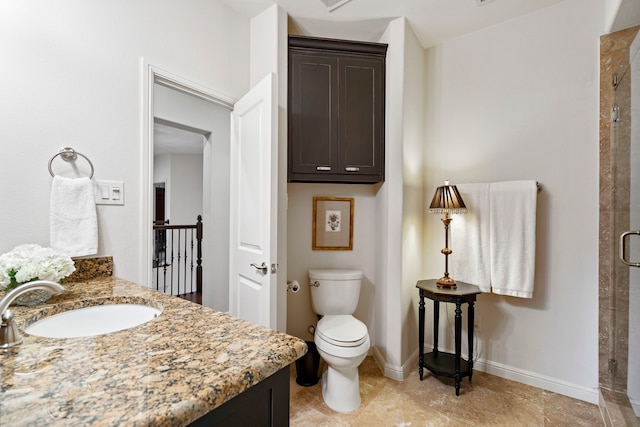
xmin=0 ymin=280 xmax=65 ymax=349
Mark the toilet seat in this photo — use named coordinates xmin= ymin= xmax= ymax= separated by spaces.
xmin=316 ymin=315 xmax=368 ymax=347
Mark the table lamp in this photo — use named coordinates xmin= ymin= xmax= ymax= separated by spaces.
xmin=428 ymin=181 xmax=467 ymax=288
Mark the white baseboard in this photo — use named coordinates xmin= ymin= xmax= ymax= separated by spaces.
xmin=371 ymin=346 xmax=418 ymax=381
xmin=473 ymin=358 xmax=599 ymax=404
xmin=371 ymin=346 xmax=599 ymax=404
xmin=629 ymin=396 xmax=640 ymax=416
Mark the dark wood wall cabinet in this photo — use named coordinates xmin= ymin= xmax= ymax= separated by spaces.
xmin=288 ymin=35 xmax=388 ymax=184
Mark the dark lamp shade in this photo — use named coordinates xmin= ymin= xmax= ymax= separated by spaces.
xmin=428 ymin=183 xmax=468 ymax=214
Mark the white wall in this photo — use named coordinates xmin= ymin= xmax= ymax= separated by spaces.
xmin=423 ymin=0 xmax=604 ymax=402
xmin=605 ymin=0 xmax=624 ymax=30
xmin=166 ymin=154 xmax=203 ymax=224
xmin=372 ymin=18 xmax=427 ymax=380
xmin=154 ymin=156 xmax=170 ymax=188
xmin=400 ymin=20 xmax=426 ymax=375
xmin=373 ymin=18 xmax=406 ymax=378
xmin=0 ymin=0 xmax=249 ymax=285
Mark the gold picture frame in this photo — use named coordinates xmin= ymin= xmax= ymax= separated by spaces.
xmin=312 ymin=197 xmax=354 ymax=250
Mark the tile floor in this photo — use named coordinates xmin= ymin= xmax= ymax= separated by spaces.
xmin=290 ymin=357 xmax=604 ymax=426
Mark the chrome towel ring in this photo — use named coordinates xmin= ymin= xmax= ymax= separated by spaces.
xmin=48 ymin=147 xmax=94 ymax=179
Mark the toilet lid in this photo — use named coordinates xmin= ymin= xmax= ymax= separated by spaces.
xmin=316 ymin=315 xmax=368 ymax=347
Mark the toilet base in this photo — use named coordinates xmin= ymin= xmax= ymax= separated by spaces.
xmin=320 ymin=364 xmax=362 ymax=413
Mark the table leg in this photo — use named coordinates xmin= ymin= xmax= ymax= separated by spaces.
xmin=468 ymin=301 xmax=475 ymax=383
xmin=454 ymin=301 xmax=462 ymax=396
xmin=418 ymin=291 xmax=425 ymax=380
xmin=433 ymin=301 xmax=440 ymax=355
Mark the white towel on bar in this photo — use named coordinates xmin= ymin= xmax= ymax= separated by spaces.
xmin=451 ymin=183 xmax=491 ymax=292
xmin=489 ymin=180 xmax=538 ymax=298
xmin=50 ymin=176 xmax=98 ymax=257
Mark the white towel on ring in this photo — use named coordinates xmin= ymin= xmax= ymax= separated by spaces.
xmin=489 ymin=180 xmax=537 ymax=298
xmin=450 ymin=183 xmax=491 ymax=292
xmin=50 ymin=176 xmax=98 ymax=257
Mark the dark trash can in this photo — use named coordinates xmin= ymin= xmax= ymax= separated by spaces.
xmin=295 ymin=341 xmax=320 ymax=386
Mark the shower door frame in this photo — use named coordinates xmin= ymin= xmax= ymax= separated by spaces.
xmin=599 ymin=25 xmax=640 ymax=414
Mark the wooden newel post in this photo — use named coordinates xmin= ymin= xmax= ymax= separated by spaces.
xmin=196 ymin=215 xmax=203 ymax=293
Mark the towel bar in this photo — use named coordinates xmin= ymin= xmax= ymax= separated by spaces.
xmin=48 ymin=147 xmax=94 ymax=179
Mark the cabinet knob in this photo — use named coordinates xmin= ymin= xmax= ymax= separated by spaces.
xmin=345 ymin=167 xmax=360 ymax=172
xmin=316 ymin=166 xmax=331 ymax=171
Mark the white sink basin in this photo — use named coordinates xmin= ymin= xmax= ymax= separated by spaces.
xmin=24 ymin=304 xmax=161 ymax=338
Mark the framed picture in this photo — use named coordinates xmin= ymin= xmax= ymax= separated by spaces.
xmin=312 ymin=197 xmax=354 ymax=250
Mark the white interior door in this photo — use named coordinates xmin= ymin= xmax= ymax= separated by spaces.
xmin=229 ymin=73 xmax=278 ymax=329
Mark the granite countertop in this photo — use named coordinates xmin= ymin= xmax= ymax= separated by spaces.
xmin=0 ymin=277 xmax=307 ymax=426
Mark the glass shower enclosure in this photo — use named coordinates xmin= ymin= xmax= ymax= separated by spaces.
xmin=600 ymin=25 xmax=640 ymax=420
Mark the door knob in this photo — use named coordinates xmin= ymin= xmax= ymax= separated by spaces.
xmin=251 ymin=262 xmax=269 ymax=274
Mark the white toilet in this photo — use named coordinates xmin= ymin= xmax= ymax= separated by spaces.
xmin=309 ymin=269 xmax=370 ymax=413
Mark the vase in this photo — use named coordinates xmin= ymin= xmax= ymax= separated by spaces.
xmin=12 ymin=288 xmax=53 ymax=306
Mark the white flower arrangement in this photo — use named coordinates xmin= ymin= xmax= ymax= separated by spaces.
xmin=0 ymin=244 xmax=76 ymax=291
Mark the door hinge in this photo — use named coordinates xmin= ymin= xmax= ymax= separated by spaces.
xmin=611 ymin=105 xmax=620 ymax=123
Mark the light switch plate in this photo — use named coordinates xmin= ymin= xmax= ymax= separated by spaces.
xmin=94 ymin=180 xmax=124 ymax=205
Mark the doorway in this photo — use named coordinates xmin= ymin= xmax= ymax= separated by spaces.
xmin=152 ymin=121 xmax=205 ymax=300
xmin=142 ymin=60 xmax=236 ymax=312
xmin=154 ymin=183 xmax=166 ymax=226
xmin=153 ymin=183 xmax=167 ymax=269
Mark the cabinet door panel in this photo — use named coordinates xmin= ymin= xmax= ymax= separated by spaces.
xmin=289 ymin=53 xmax=338 ymax=174
xmin=288 ymin=35 xmax=387 ymax=183
xmin=340 ymin=57 xmax=383 ymax=177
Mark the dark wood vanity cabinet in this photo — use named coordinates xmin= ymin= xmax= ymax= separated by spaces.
xmin=189 ymin=366 xmax=289 ymax=426
xmin=288 ymin=36 xmax=387 ymax=183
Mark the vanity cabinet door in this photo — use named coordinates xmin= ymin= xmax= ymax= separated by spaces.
xmin=288 ymin=36 xmax=387 ymax=184
xmin=189 ymin=366 xmax=289 ymax=426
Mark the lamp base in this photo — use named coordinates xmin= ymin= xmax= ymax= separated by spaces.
xmin=436 ymin=276 xmax=457 ymax=288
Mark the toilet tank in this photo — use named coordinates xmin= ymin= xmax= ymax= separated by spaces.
xmin=308 ymin=269 xmax=363 ymax=315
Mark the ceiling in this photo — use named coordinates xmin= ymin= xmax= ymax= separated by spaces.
xmin=154 ymin=122 xmax=205 ymax=156
xmin=222 ymin=0 xmax=570 ymax=48
xmin=156 ymin=0 xmax=640 ymax=152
